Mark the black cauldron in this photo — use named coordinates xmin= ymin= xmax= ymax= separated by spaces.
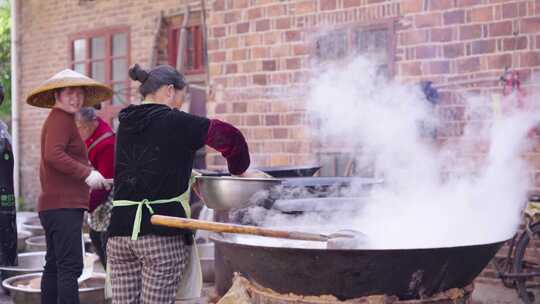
xmin=212 ymin=233 xmax=505 ymax=300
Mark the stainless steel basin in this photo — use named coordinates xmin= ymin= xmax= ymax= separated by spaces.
xmin=21 ymin=217 xmax=44 ymax=236
xmin=194 ymin=176 xmax=281 ymax=210
xmin=0 ymin=252 xmax=46 ymax=280
xmin=2 ymin=273 xmax=106 ymax=304
xmin=17 ymin=231 xmax=32 ymax=253
xmin=25 ymin=236 xmax=46 ymax=252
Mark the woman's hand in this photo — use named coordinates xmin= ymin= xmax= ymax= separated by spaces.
xmin=85 ymin=170 xmax=109 ymax=190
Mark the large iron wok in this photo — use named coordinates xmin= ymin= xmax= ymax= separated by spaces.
xmin=212 ymin=233 xmax=505 ymax=300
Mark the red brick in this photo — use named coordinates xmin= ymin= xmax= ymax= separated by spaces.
xmin=521 ymin=18 xmax=540 ymax=34
xmin=210 ymin=51 xmax=226 ymax=62
xmin=488 ymin=21 xmax=513 ymax=37
xmin=253 ymin=74 xmax=268 ymax=85
xmin=276 ymin=18 xmax=291 ymax=30
xmin=213 ymin=26 xmax=226 ymax=38
xmin=213 ymin=0 xmax=226 ymax=11
xmin=233 ymin=102 xmax=247 ymax=112
xmin=415 ymin=13 xmax=442 ymax=28
xmin=457 ymin=57 xmax=481 ymax=73
xmin=267 ymin=4 xmax=287 ymax=17
xmin=444 ymin=43 xmax=464 ymax=58
xmin=285 ymin=113 xmax=304 ymax=125
xmin=286 ymin=30 xmax=301 ymax=42
xmin=236 ymin=22 xmax=250 ymax=34
xmin=224 ymin=12 xmax=239 ymax=24
xmin=225 ymin=64 xmax=238 ymax=74
xmin=429 ymin=0 xmax=454 ymax=10
xmin=444 ymin=10 xmax=465 ymax=25
xmin=343 ymin=0 xmax=362 ymax=8
xmin=401 ymin=0 xmax=424 ymax=14
xmin=232 ymin=76 xmax=248 ymax=87
xmin=265 ymin=114 xmax=280 ymax=125
xmin=232 ymin=49 xmax=248 ymax=61
xmin=431 ymin=27 xmax=453 ymax=42
xmin=456 ymin=0 xmax=482 ymax=6
xmin=518 ymin=2 xmax=527 ymax=17
xmin=321 ymin=0 xmax=337 ymax=10
xmin=416 ymin=45 xmax=438 ymax=59
xmin=295 ymin=1 xmax=317 ymax=14
xmin=256 ymin=20 xmax=270 ymax=32
xmin=264 ymin=32 xmax=280 ymax=45
xmin=400 ymin=30 xmax=429 ymax=45
xmin=232 ymin=0 xmax=249 ymax=9
xmin=245 ymin=115 xmax=261 ymax=126
xmin=400 ymin=62 xmax=423 ymax=76
xmin=247 ymin=8 xmax=263 ymax=20
xmin=215 ymin=103 xmax=227 ymax=114
xmin=502 ymin=36 xmax=527 ymax=51
xmin=521 ymin=52 xmax=540 ymax=67
xmin=294 ymin=44 xmax=310 ymax=56
xmin=263 ymin=60 xmax=276 ymax=71
xmin=469 ymin=7 xmax=493 ymax=22
xmin=286 ymin=58 xmax=301 ymax=70
xmin=429 ymin=60 xmax=450 ymax=74
xmin=470 ymin=38 xmax=495 ymax=54
xmin=224 ymin=37 xmax=238 ymax=49
xmin=502 ymin=2 xmax=518 ymax=19
xmin=271 ymin=73 xmax=289 ymax=85
xmin=487 ymin=54 xmax=512 ymax=69
xmin=460 ymin=24 xmax=482 ymax=40
xmin=273 ymin=128 xmax=288 ymax=139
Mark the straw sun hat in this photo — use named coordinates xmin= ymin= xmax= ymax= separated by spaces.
xmin=26 ymin=69 xmax=113 ymax=108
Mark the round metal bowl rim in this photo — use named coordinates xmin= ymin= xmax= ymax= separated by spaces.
xmin=25 ymin=236 xmax=46 ymax=245
xmin=210 ymin=234 xmax=509 ymax=252
xmin=18 ymin=231 xmax=32 ymax=237
xmin=2 ymin=273 xmax=106 ymax=293
xmin=194 ymin=176 xmax=282 ymax=183
xmin=21 ymin=223 xmax=42 ymax=230
xmin=0 ymin=252 xmax=46 ymax=272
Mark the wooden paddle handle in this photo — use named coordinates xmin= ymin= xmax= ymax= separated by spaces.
xmin=151 ymin=215 xmax=328 ymax=242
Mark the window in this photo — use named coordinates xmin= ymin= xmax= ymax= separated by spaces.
xmin=168 ymin=25 xmax=205 ymax=74
xmin=315 ymin=21 xmax=395 ymax=77
xmin=70 ymin=27 xmax=130 ymax=106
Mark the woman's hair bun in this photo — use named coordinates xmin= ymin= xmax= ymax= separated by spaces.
xmin=129 ymin=64 xmax=149 ymax=83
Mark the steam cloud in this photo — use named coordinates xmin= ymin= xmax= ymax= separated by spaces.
xmin=246 ymin=56 xmax=540 ymax=249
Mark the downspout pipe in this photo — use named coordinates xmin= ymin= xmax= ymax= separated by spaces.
xmin=10 ymin=0 xmax=19 ymax=209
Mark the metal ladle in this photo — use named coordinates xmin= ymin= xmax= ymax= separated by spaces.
xmin=151 ymin=215 xmax=366 ymax=249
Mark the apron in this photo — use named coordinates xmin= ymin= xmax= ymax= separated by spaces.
xmin=105 ymin=173 xmax=202 ymax=300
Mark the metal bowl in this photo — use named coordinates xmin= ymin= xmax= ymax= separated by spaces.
xmin=2 ymin=273 xmax=106 ymax=304
xmin=17 ymin=231 xmax=32 ymax=253
xmin=0 ymin=252 xmax=46 ymax=280
xmin=194 ymin=176 xmax=282 ymax=210
xmin=21 ymin=217 xmax=44 ymax=236
xmin=25 ymin=236 xmax=46 ymax=252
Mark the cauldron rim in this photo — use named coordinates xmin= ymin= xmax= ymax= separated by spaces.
xmin=210 ymin=233 xmax=508 ymax=252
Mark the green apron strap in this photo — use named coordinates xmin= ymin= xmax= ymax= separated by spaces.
xmin=113 ymin=172 xmax=198 ymax=240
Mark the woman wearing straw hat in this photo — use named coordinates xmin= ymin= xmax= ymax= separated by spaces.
xmin=26 ymin=69 xmax=113 ymax=304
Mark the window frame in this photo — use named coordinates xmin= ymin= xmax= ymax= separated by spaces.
xmin=168 ymin=25 xmax=205 ymax=75
xmin=313 ymin=18 xmax=397 ymax=77
xmin=68 ymin=26 xmax=132 ymax=106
